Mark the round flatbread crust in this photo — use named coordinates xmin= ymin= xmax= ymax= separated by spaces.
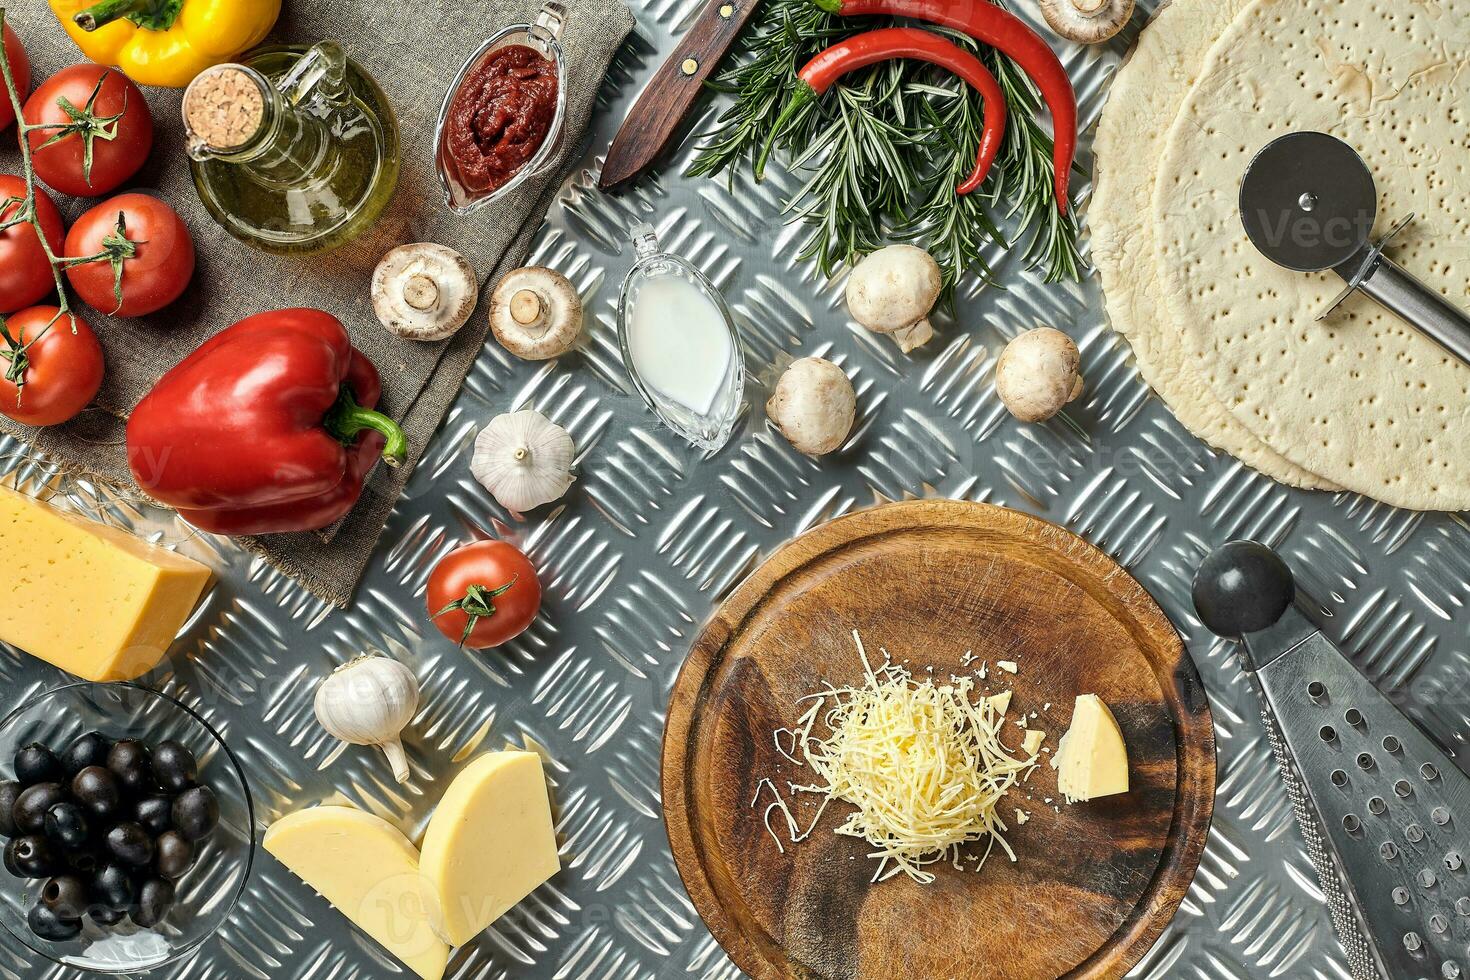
xmin=1152 ymin=0 xmax=1470 ymax=510
xmin=1090 ymin=0 xmax=1338 ymax=490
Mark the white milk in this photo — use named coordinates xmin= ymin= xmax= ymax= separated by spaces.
xmin=626 ymin=274 xmax=734 ymax=416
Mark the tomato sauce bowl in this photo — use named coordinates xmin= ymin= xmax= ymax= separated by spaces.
xmin=435 ymin=1 xmax=570 ymax=215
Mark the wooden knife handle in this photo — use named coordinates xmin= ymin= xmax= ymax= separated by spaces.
xmin=599 ymin=0 xmax=762 ymax=190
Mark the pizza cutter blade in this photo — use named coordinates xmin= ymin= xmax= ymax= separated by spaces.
xmin=1240 ymin=131 xmax=1470 ymax=366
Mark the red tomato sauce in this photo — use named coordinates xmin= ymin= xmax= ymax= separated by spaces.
xmin=443 ymin=44 xmax=558 ymax=195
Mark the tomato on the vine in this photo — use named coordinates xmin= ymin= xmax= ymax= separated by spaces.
xmin=0 ymin=24 xmax=29 ymax=132
xmin=427 ymin=540 xmax=542 ymax=648
xmin=0 ymin=306 xmax=105 ymax=427
xmin=0 ymin=175 xmax=64 ymax=314
xmin=66 ymin=193 xmax=196 ymax=317
xmin=23 ymin=65 xmax=153 ymax=198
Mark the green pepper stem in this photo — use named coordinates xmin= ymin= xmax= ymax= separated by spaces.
xmin=755 ymin=86 xmax=815 ymax=181
xmin=809 ymin=0 xmax=843 ymax=12
xmin=325 ymin=387 xmax=409 ymax=468
xmin=74 ymin=0 xmax=160 ymax=32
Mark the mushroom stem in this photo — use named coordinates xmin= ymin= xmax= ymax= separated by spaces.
xmin=1072 ymin=0 xmax=1108 ymax=13
xmin=511 ymin=290 xmax=543 ymax=326
xmin=402 ymin=274 xmax=440 ymax=311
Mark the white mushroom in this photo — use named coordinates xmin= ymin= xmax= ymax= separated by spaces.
xmin=766 ymin=357 xmax=856 ymax=456
xmin=372 ymin=243 xmax=479 ymax=341
xmin=995 ymin=327 xmax=1085 ymax=423
xmin=845 ymin=245 xmax=942 ymax=353
xmin=489 ymin=267 xmax=583 ymax=360
xmin=1038 ymin=0 xmax=1134 ymax=44
xmin=471 ymin=409 xmax=575 ymax=512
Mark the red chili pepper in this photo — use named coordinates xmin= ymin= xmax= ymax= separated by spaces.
xmin=813 ymin=0 xmax=1077 ymax=213
xmin=757 ymin=27 xmax=1006 ymax=197
xmin=125 ymin=308 xmax=408 ymax=536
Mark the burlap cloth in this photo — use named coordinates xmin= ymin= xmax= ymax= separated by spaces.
xmin=0 ymin=0 xmax=634 ymax=605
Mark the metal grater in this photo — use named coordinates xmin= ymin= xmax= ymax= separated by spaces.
xmin=1193 ymin=541 xmax=1470 ymax=980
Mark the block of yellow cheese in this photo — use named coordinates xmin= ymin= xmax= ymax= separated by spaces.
xmin=420 ymin=751 xmax=560 ymax=945
xmin=0 ymin=487 xmax=211 ymax=681
xmin=1051 ymin=694 xmax=1130 ymax=803
xmin=264 ymin=806 xmax=450 ymax=980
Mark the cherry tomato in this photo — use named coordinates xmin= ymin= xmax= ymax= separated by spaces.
xmin=66 ymin=193 xmax=196 ymax=317
xmin=0 ymin=24 xmax=30 ymax=132
xmin=427 ymin=540 xmax=542 ymax=648
xmin=24 ymin=65 xmax=153 ymax=198
xmin=0 ymin=307 xmax=104 ymax=427
xmin=0 ymin=175 xmax=64 ymax=314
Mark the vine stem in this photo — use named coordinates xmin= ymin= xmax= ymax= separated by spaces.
xmin=0 ymin=6 xmax=79 ymax=346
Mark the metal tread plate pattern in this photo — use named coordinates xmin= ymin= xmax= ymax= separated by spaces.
xmin=1 ymin=2 xmax=1466 ymax=977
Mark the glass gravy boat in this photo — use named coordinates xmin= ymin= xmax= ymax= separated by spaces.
xmin=617 ymin=223 xmax=746 ymax=451
xmin=434 ymin=2 xmax=570 ymax=215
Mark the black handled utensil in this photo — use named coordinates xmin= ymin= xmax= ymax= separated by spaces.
xmin=1195 ymin=541 xmax=1470 ymax=980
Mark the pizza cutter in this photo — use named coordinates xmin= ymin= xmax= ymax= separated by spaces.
xmin=1240 ymin=131 xmax=1470 ymax=366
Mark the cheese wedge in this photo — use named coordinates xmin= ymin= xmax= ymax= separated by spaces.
xmin=420 ymin=751 xmax=560 ymax=945
xmin=0 ymin=487 xmax=211 ymax=681
xmin=1051 ymin=695 xmax=1129 ymax=803
xmin=264 ymin=807 xmax=450 ymax=980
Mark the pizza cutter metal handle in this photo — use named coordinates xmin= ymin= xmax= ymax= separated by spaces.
xmin=1335 ymin=231 xmax=1470 ymax=365
xmin=1241 ymin=132 xmax=1470 ymax=368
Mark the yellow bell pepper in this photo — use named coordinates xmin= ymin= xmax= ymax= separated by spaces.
xmin=48 ymin=0 xmax=281 ymax=89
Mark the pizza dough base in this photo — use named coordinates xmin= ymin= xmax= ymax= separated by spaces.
xmin=1090 ymin=0 xmax=1339 ymax=490
xmin=1152 ymin=0 xmax=1470 ymax=511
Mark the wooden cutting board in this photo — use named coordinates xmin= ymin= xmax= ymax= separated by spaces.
xmin=662 ymin=500 xmax=1215 ymax=980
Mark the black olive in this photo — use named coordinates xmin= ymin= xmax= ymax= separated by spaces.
xmin=5 ymin=835 xmax=62 ymax=878
xmin=154 ymin=830 xmax=194 ymax=879
xmin=171 ymin=786 xmax=219 ymax=841
xmin=12 ymin=783 xmax=65 ymax=835
xmin=28 ymin=901 xmax=81 ymax=942
xmin=71 ymin=767 xmax=121 ymax=820
xmin=0 ymin=780 xmax=20 ymax=838
xmin=106 ymin=740 xmax=153 ymax=796
xmin=150 ymin=740 xmax=197 ymax=794
xmin=2 ymin=836 xmax=22 ymax=877
xmin=14 ymin=743 xmax=63 ymax=787
xmin=132 ymin=876 xmax=175 ymax=929
xmin=91 ymin=863 xmax=135 ymax=910
xmin=104 ymin=822 xmax=155 ymax=868
xmin=134 ymin=794 xmax=172 ymax=836
xmin=89 ymin=903 xmax=126 ymax=926
xmin=42 ymin=802 xmax=90 ymax=849
xmin=65 ymin=845 xmax=102 ymax=876
xmin=62 ymin=732 xmax=113 ymax=777
xmin=40 ymin=874 xmax=90 ymax=920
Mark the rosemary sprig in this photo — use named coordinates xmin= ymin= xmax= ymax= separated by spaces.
xmin=687 ymin=0 xmax=1082 ymax=298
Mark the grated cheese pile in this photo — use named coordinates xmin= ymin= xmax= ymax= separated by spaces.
xmin=757 ymin=632 xmax=1041 ymax=884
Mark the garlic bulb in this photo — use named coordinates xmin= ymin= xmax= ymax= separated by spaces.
xmin=314 ymin=654 xmax=419 ymax=784
xmin=471 ymin=410 xmax=575 ymax=513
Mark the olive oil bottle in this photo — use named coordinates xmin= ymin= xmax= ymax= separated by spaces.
xmin=182 ymin=43 xmax=399 ymax=255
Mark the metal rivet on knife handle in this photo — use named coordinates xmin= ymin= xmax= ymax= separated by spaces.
xmin=681 ymin=58 xmax=698 ymax=75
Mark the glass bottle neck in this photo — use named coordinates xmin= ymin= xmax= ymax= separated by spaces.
xmin=185 ymin=62 xmax=340 ymax=187
xmin=211 ymin=86 xmax=333 ymax=185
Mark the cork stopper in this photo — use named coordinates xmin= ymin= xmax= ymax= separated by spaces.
xmin=183 ymin=66 xmax=266 ymax=152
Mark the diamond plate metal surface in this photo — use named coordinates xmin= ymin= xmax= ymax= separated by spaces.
xmin=2 ymin=2 xmax=1468 ymax=978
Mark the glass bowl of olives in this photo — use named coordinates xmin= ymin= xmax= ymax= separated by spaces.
xmin=0 ymin=683 xmax=254 ymax=973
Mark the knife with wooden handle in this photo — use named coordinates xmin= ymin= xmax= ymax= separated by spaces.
xmin=599 ymin=0 xmax=762 ymax=191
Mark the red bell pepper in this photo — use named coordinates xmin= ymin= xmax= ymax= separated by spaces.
xmin=126 ymin=308 xmax=408 ymax=536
